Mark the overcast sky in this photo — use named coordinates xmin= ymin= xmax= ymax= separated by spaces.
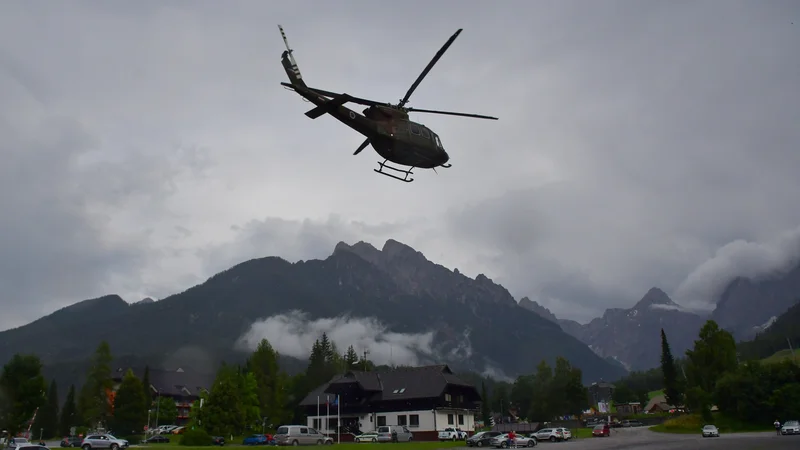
xmin=1 ymin=0 xmax=799 ymax=331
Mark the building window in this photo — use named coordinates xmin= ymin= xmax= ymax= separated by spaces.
xmin=409 ymin=415 xmax=419 ymax=428
xmin=458 ymin=395 xmax=464 ymax=403
xmin=445 ymin=393 xmax=452 ymax=402
xmin=327 ymin=418 xmax=338 ymax=429
xmin=397 ymin=415 xmax=407 ymax=426
xmin=458 ymin=414 xmax=464 ymax=425
xmin=377 ymin=416 xmax=387 ymax=427
xmin=447 ymin=414 xmax=454 ymax=425
xmin=313 ymin=419 xmax=321 ymax=429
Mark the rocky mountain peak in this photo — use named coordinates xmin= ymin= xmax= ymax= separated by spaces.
xmin=518 ymin=297 xmax=559 ymax=323
xmin=133 ymin=297 xmax=155 ymax=305
xmin=633 ymin=287 xmax=676 ymax=309
xmin=331 ymin=239 xmax=516 ymax=307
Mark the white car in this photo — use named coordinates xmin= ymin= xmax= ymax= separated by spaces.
xmin=489 ymin=433 xmax=536 ymax=448
xmin=354 ymin=432 xmax=378 ymax=443
xmin=781 ymin=420 xmax=799 ymax=435
xmin=701 ymin=425 xmax=720 ymax=437
xmin=438 ymin=428 xmax=468 ymax=441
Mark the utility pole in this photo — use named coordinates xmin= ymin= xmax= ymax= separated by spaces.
xmin=155 ymin=390 xmax=161 ymax=429
xmin=788 ymin=337 xmax=797 ymax=364
xmin=362 ymin=349 xmax=370 ymax=371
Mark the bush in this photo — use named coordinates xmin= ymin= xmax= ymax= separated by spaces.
xmin=652 ymin=413 xmax=775 ymax=434
xmin=180 ymin=429 xmax=212 ymax=446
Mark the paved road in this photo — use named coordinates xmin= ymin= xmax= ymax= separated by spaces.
xmin=452 ymin=427 xmax=800 ymax=450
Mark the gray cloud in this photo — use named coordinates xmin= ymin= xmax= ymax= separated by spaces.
xmin=2 ymin=1 xmax=799 ymax=330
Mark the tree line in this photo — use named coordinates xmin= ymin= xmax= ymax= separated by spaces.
xmin=0 ymin=333 xmax=381 ymax=441
xmin=615 ymin=320 xmax=800 ymax=423
xmin=474 ymin=356 xmax=589 ymax=425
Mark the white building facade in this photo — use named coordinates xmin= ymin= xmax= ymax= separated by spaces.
xmin=300 ymin=365 xmax=482 ymax=441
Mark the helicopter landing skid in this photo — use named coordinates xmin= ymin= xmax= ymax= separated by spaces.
xmin=440 ymin=163 xmax=452 ymax=168
xmin=375 ymin=160 xmax=414 ymax=182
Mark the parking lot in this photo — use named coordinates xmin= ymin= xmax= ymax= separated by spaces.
xmin=453 ymin=427 xmax=800 ymax=450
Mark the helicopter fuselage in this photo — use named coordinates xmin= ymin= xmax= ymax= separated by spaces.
xmin=286 ymin=81 xmax=450 ymax=169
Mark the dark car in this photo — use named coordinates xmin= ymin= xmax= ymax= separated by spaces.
xmin=212 ymin=436 xmax=225 ymax=446
xmin=145 ymin=436 xmax=170 ymax=444
xmin=622 ymin=420 xmax=644 ymax=427
xmin=61 ymin=437 xmax=84 ymax=448
xmin=466 ymin=431 xmax=502 ymax=447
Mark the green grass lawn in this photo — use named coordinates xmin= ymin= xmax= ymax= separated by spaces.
xmin=569 ymin=428 xmax=593 ymax=439
xmin=647 ymin=389 xmax=664 ymax=399
xmin=762 ymin=348 xmax=800 ymax=364
xmin=649 ymin=413 xmax=773 ymax=434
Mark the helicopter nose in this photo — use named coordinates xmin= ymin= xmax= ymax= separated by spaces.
xmin=440 ymin=149 xmax=450 ymax=164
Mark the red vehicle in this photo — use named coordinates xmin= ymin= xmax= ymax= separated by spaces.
xmin=592 ymin=424 xmax=610 ymax=437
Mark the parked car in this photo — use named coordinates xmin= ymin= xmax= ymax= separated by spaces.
xmin=781 ymin=420 xmax=799 ymax=435
xmin=80 ymin=434 xmax=129 ymax=450
xmin=61 ymin=437 xmax=84 ymax=447
xmin=489 ymin=433 xmax=536 ymax=448
xmin=144 ymin=435 xmax=170 ymax=444
xmin=243 ymin=435 xmax=269 ymax=446
xmin=273 ymin=426 xmax=333 ymax=446
xmin=171 ymin=427 xmax=185 ymax=435
xmin=438 ymin=427 xmax=467 ymax=441
xmin=592 ymin=424 xmax=610 ymax=437
xmin=621 ymin=420 xmax=644 ymax=427
xmin=376 ymin=426 xmax=413 ymax=443
xmin=466 ymin=431 xmax=502 ymax=447
xmin=353 ymin=432 xmax=378 ymax=443
xmin=531 ymin=428 xmax=563 ymax=443
xmin=8 ymin=438 xmax=30 ymax=448
xmin=701 ymin=425 xmax=720 ymax=438
xmin=211 ymin=436 xmax=225 ymax=446
xmin=554 ymin=428 xmax=571 ymax=441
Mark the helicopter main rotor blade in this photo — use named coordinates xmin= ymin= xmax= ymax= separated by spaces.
xmin=398 ymin=28 xmax=463 ymax=107
xmin=353 ymin=138 xmax=370 ymax=155
xmin=406 ymin=107 xmax=498 ymax=120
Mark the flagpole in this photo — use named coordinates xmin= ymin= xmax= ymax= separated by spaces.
xmin=326 ymin=395 xmax=330 ymax=435
xmin=317 ymin=396 xmax=320 ymax=429
xmin=337 ymin=395 xmax=341 ymax=444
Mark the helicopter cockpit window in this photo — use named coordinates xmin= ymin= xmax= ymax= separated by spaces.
xmin=434 ymin=134 xmax=443 ymax=148
xmin=421 ymin=127 xmax=431 ymax=139
xmin=409 ymin=123 xmax=420 ymax=135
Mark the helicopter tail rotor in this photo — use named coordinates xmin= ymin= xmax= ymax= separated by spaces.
xmin=279 ymin=25 xmax=307 ymax=88
xmin=353 ymin=138 xmax=370 ymax=155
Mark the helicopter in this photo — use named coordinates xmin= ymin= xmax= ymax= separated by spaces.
xmin=278 ymin=25 xmax=498 ymax=183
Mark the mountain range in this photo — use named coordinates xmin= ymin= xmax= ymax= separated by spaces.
xmin=2 ymin=238 xmax=797 ymax=392
xmin=519 ymin=264 xmax=800 ymax=370
xmin=0 ymin=239 xmax=627 ymax=396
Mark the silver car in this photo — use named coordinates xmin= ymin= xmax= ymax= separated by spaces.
xmin=376 ymin=426 xmax=413 ymax=442
xmin=80 ymin=435 xmax=128 ymax=450
xmin=273 ymin=425 xmax=333 ymax=446
xmin=701 ymin=425 xmax=719 ymax=437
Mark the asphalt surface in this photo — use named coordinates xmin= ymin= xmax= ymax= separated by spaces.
xmin=454 ymin=427 xmax=800 ymax=450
